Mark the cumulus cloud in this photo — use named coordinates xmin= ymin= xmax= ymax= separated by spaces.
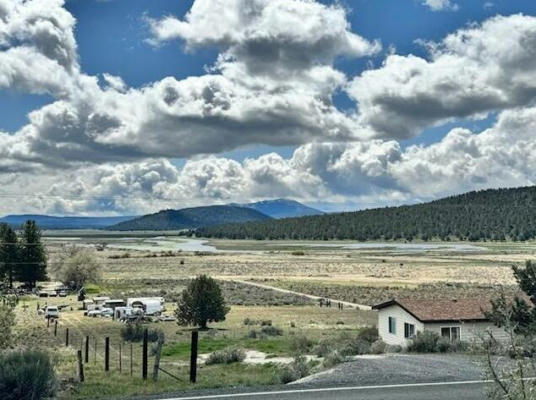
xmin=422 ymin=0 xmax=458 ymax=12
xmin=3 ymin=104 xmax=536 ymax=215
xmin=348 ymin=14 xmax=536 ymax=140
xmin=0 ymin=0 xmax=382 ymax=168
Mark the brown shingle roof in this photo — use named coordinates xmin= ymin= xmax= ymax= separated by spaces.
xmin=372 ymin=298 xmax=494 ymax=322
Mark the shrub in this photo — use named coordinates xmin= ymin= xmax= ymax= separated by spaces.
xmin=260 ymin=320 xmax=272 ymax=326
xmin=313 ymin=340 xmax=332 ymax=357
xmin=205 ymin=348 xmax=246 ymax=365
xmin=261 ymin=325 xmax=283 ymax=336
xmin=290 ymin=335 xmax=314 ymax=354
xmin=407 ymin=331 xmax=440 ymax=353
xmin=370 ymin=339 xmax=386 ymax=354
xmin=279 ymin=356 xmax=310 ymax=384
xmin=385 ymin=344 xmax=403 ymax=353
xmin=323 ymin=350 xmax=345 ymax=368
xmin=357 ymin=327 xmax=379 ymax=343
xmin=340 ymin=339 xmax=371 ymax=356
xmin=120 ymin=322 xmax=161 ymax=342
xmin=247 ymin=329 xmax=259 ymax=339
xmin=437 ymin=338 xmax=451 ymax=353
xmin=243 ymin=318 xmax=258 ymax=326
xmin=291 ymin=251 xmax=305 ymax=256
xmin=0 ymin=350 xmax=56 ymax=400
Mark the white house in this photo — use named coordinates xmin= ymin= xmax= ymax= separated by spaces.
xmin=372 ymin=298 xmax=508 ymax=347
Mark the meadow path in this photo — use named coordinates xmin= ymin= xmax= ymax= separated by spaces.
xmin=228 ymin=279 xmax=372 ymax=310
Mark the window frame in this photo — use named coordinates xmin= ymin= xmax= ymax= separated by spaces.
xmin=404 ymin=322 xmax=415 ymax=338
xmin=440 ymin=326 xmax=461 ymax=341
xmin=388 ymin=316 xmax=396 ymax=334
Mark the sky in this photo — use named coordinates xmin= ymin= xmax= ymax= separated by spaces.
xmin=0 ymin=0 xmax=536 ymax=216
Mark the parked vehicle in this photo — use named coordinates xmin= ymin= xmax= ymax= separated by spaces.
xmin=45 ymin=306 xmax=59 ymax=319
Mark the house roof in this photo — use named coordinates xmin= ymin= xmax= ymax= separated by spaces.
xmin=372 ymin=298 xmax=493 ymax=323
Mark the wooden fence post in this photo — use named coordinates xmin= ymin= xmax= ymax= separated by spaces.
xmin=130 ymin=343 xmax=133 ymax=377
xmin=85 ymin=336 xmax=89 ymax=363
xmin=105 ymin=337 xmax=110 ymax=371
xmin=142 ymin=329 xmax=148 ymax=380
xmin=119 ymin=343 xmax=122 ymax=373
xmin=54 ymin=320 xmax=57 ymax=337
xmin=77 ymin=350 xmax=84 ymax=382
xmin=65 ymin=328 xmax=69 ymax=347
xmin=152 ymin=333 xmax=165 ymax=381
xmin=190 ymin=330 xmax=198 ymax=384
xmin=94 ymin=338 xmax=97 ymax=364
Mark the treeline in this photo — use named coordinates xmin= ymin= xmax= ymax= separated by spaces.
xmin=0 ymin=221 xmax=47 ymax=289
xmin=194 ymin=186 xmax=536 ymax=241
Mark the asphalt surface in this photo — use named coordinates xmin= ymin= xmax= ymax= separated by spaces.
xmin=158 ymin=381 xmax=491 ymax=400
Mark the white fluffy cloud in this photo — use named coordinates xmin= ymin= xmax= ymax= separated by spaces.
xmin=422 ymin=0 xmax=458 ymax=11
xmin=1 ymin=0 xmax=536 ymax=214
xmin=348 ymin=14 xmax=536 ymax=139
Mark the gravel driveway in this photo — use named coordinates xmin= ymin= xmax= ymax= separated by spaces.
xmin=294 ymin=354 xmax=493 ymax=386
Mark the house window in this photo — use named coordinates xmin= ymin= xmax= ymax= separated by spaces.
xmin=441 ymin=326 xmax=460 ymax=341
xmin=404 ymin=323 xmax=415 ymax=338
xmin=388 ymin=316 xmax=396 ymax=334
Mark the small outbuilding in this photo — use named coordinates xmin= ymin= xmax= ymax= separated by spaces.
xmin=372 ymin=298 xmax=507 ymax=348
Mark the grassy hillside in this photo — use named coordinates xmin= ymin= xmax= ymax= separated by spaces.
xmin=109 ymin=205 xmax=271 ymax=231
xmin=195 ymin=186 xmax=536 ymax=241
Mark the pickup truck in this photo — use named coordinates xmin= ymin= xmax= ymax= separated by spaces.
xmin=45 ymin=306 xmax=59 ymax=319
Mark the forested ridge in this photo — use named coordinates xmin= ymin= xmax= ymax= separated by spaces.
xmin=195 ymin=186 xmax=536 ymax=241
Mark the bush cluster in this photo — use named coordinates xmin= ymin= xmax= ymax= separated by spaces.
xmin=120 ymin=322 xmax=161 ymax=342
xmin=205 ymin=348 xmax=246 ymax=365
xmin=0 ymin=350 xmax=57 ymax=400
xmin=407 ymin=331 xmax=468 ymax=353
xmin=279 ymin=356 xmax=311 ymax=383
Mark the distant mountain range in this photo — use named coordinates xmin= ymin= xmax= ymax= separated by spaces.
xmin=0 ymin=199 xmax=324 ymax=231
xmin=233 ymin=199 xmax=323 ymax=219
xmin=196 ymin=186 xmax=536 ymax=241
xmin=108 ymin=205 xmax=271 ymax=231
xmin=0 ymin=215 xmax=135 ymax=230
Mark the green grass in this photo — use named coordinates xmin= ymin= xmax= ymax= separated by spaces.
xmin=62 ymin=362 xmax=281 ymax=400
xmin=162 ymin=337 xmax=291 ymax=359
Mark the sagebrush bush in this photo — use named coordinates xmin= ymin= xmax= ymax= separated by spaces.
xmin=407 ymin=331 xmax=440 ymax=353
xmin=120 ymin=322 xmax=161 ymax=342
xmin=0 ymin=350 xmax=56 ymax=400
xmin=290 ymin=335 xmax=314 ymax=354
xmin=323 ymin=350 xmax=345 ymax=368
xmin=205 ymin=348 xmax=246 ymax=365
xmin=279 ymin=356 xmax=310 ymax=384
xmin=340 ymin=339 xmax=371 ymax=356
xmin=261 ymin=325 xmax=283 ymax=336
xmin=357 ymin=327 xmax=379 ymax=343
xmin=260 ymin=320 xmax=272 ymax=326
xmin=313 ymin=340 xmax=331 ymax=357
xmin=370 ymin=339 xmax=387 ymax=354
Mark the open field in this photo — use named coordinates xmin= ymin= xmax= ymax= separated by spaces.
xmin=11 ymin=234 xmax=534 ymax=398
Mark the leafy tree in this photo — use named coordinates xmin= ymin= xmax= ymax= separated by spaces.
xmin=485 ymin=260 xmax=536 ymax=399
xmin=0 ymin=304 xmax=15 ymax=349
xmin=487 ymin=260 xmax=536 ymax=335
xmin=175 ymin=275 xmax=229 ymax=329
xmin=51 ymin=248 xmax=101 ymax=290
xmin=16 ymin=221 xmax=47 ymax=288
xmin=0 ymin=224 xmax=19 ymax=289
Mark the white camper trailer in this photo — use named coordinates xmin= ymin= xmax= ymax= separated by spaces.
xmin=128 ymin=298 xmax=163 ymax=316
xmin=114 ymin=306 xmax=138 ymax=321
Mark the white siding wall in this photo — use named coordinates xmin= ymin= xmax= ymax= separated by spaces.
xmin=377 ymin=305 xmax=424 ymax=346
xmin=425 ymin=321 xmax=509 ymax=344
xmin=378 ymin=305 xmax=508 ymax=347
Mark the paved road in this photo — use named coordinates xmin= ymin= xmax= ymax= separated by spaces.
xmin=157 ymin=380 xmax=491 ymax=400
xmin=231 ymin=279 xmax=372 ymax=310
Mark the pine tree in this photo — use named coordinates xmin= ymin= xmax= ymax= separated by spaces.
xmin=175 ymin=275 xmax=229 ymax=329
xmin=17 ymin=221 xmax=47 ymax=288
xmin=0 ymin=224 xmax=19 ymax=289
